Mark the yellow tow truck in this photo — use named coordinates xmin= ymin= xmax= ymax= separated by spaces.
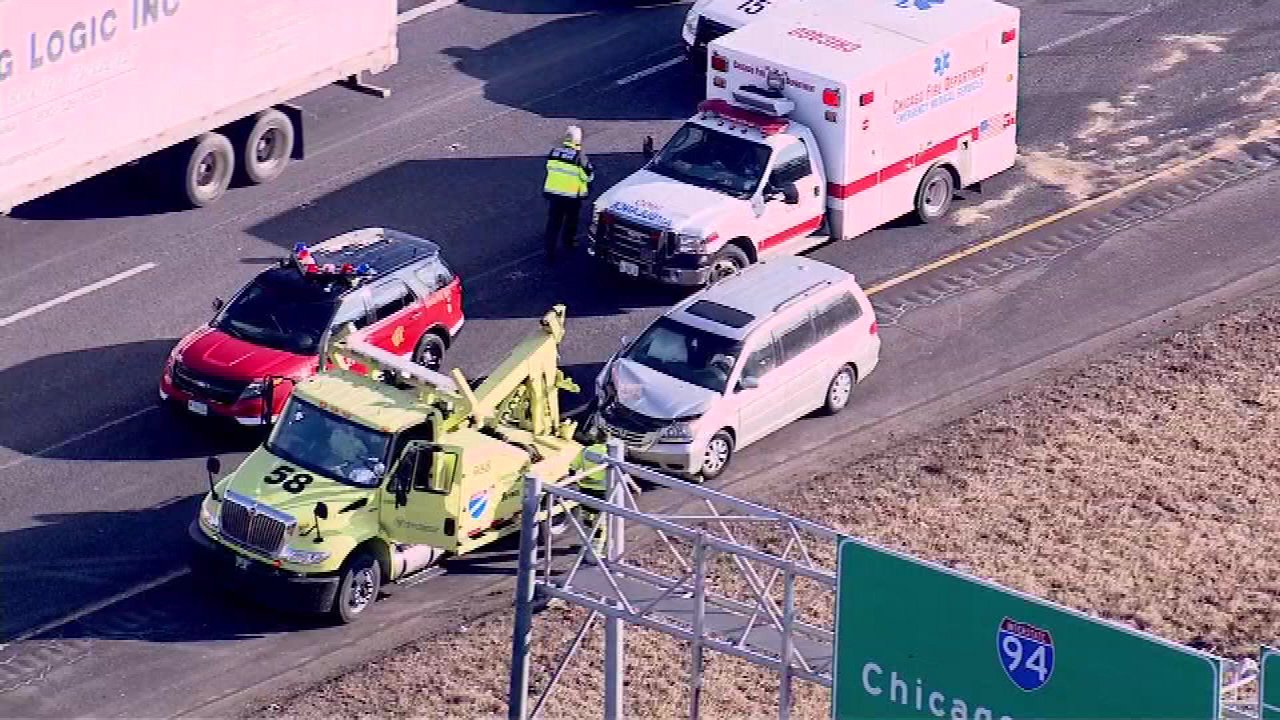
xmin=188 ymin=305 xmax=602 ymax=623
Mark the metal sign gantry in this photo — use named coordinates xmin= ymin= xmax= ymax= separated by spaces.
xmin=507 ymin=440 xmax=839 ymax=720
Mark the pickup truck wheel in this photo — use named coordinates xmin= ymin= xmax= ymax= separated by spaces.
xmin=184 ymin=132 xmax=234 ymax=207
xmin=242 ymin=109 xmax=294 ymax=185
xmin=697 ymin=430 xmax=734 ymax=483
xmin=709 ymin=245 xmax=749 ymax=284
xmin=412 ymin=331 xmax=447 ymax=371
xmin=331 ymin=550 xmax=380 ymax=624
xmin=915 ymin=166 xmax=954 ymax=223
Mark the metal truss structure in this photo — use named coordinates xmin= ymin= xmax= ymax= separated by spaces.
xmin=505 ymin=440 xmax=1266 ymax=720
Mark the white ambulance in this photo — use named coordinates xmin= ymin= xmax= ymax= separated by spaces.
xmin=591 ymin=0 xmax=1020 ymax=286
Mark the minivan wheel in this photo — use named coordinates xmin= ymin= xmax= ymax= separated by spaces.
xmin=823 ymin=364 xmax=856 ymax=416
xmin=331 ymin=550 xmax=380 ymax=624
xmin=697 ymin=430 xmax=734 ymax=482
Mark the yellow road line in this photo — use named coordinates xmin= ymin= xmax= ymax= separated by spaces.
xmin=865 ymin=132 xmax=1271 ymax=297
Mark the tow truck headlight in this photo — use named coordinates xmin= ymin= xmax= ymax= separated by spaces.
xmin=281 ymin=546 xmax=331 ymax=565
xmin=659 ymin=420 xmax=695 ymax=443
xmin=199 ymin=496 xmax=220 ymax=531
xmin=239 ymin=381 xmax=265 ymax=400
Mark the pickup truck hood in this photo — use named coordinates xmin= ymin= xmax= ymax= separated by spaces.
xmin=596 ymin=169 xmax=739 ymax=235
xmin=610 ymin=359 xmax=718 ymax=420
xmin=698 ymin=0 xmax=802 ymax=29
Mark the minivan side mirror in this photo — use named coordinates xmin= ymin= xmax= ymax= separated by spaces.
xmin=781 ymin=182 xmax=800 ymax=205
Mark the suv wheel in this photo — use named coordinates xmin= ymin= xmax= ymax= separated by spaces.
xmin=413 ymin=332 xmax=447 ymax=371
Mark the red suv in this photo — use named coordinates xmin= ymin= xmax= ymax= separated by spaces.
xmin=160 ymin=227 xmax=464 ymax=426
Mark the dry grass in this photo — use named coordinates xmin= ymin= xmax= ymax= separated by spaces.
xmin=257 ymin=293 xmax=1280 ymax=720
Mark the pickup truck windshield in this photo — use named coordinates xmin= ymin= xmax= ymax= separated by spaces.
xmin=623 ymin=316 xmax=743 ymax=394
xmin=648 ymin=123 xmax=771 ymax=200
xmin=213 ymin=267 xmax=343 ymax=356
xmin=266 ymin=397 xmax=390 ymax=488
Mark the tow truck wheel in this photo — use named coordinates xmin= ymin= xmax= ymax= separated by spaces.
xmin=331 ymin=550 xmax=380 ymax=624
xmin=241 ymin=109 xmax=294 ymax=185
xmin=708 ymin=245 xmax=749 ymax=284
xmin=915 ymin=165 xmax=955 ymax=223
xmin=183 ymin=132 xmax=234 ymax=208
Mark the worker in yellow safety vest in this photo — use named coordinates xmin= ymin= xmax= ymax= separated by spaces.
xmin=570 ymin=442 xmax=609 ymax=558
xmin=543 ymin=125 xmax=595 ymax=261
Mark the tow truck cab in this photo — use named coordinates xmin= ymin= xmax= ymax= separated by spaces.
xmin=598 ymin=0 xmax=1021 ymax=287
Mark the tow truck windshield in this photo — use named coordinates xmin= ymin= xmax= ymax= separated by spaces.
xmin=266 ymin=397 xmax=390 ymax=488
xmin=622 ymin=316 xmax=743 ymax=393
xmin=648 ymin=122 xmax=771 ymax=200
xmin=213 ymin=267 xmax=343 ymax=356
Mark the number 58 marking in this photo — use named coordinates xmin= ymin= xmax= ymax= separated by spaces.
xmin=264 ymin=465 xmax=315 ymax=494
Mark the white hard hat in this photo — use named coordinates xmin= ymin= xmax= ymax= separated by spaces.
xmin=565 ymin=125 xmax=583 ymax=146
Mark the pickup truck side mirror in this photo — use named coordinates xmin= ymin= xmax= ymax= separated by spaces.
xmin=738 ymin=375 xmax=760 ymax=391
xmin=642 ymin=136 xmax=655 ymax=161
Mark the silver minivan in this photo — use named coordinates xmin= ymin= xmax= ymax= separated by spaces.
xmin=592 ymin=256 xmax=880 ymax=481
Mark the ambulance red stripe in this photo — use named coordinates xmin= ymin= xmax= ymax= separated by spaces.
xmin=827 ymin=125 xmax=1001 ymax=200
xmin=759 ymin=214 xmax=825 ymax=250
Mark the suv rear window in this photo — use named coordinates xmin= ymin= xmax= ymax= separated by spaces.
xmin=685 ymin=300 xmax=754 ymax=329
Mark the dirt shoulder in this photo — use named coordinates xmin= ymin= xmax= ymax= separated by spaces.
xmin=254 ymin=288 xmax=1280 ymax=720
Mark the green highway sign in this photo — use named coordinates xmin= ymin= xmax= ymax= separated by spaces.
xmin=832 ymin=537 xmax=1221 ymax=720
xmin=1262 ymin=645 xmax=1280 ymax=720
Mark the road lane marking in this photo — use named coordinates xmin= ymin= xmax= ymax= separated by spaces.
xmin=397 ymin=0 xmax=459 ymax=24
xmin=0 ymin=262 xmax=157 ymax=329
xmin=865 ymin=137 xmax=1270 ymax=296
xmin=0 ymin=405 xmax=158 ymax=472
xmin=1031 ymin=3 xmax=1165 ymax=54
xmin=614 ymin=56 xmax=684 ymax=86
xmin=0 ymin=566 xmax=189 ymax=650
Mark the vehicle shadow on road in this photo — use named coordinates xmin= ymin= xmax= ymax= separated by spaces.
xmin=245 ymin=154 xmax=690 ymax=320
xmin=4 ymin=160 xmax=196 ymax=221
xmin=442 ymin=3 xmax=698 ymax=121
xmin=0 ymin=338 xmax=259 ymax=463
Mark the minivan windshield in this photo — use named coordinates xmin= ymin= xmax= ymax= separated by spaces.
xmin=213 ymin=267 xmax=344 ymax=356
xmin=647 ymin=123 xmax=771 ymax=200
xmin=266 ymin=397 xmax=391 ymax=488
xmin=622 ymin=317 xmax=743 ymax=394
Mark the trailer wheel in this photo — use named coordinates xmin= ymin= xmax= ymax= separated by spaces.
xmin=184 ymin=132 xmax=234 ymax=207
xmin=242 ymin=109 xmax=294 ymax=185
xmin=331 ymin=550 xmax=380 ymax=624
xmin=915 ymin=165 xmax=955 ymax=223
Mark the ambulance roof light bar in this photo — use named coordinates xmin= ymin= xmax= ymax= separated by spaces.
xmin=698 ymin=98 xmax=792 ymax=136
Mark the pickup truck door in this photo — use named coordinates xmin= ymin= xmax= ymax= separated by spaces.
xmin=754 ymin=136 xmax=825 ymax=252
xmin=380 ymin=441 xmax=460 ymax=550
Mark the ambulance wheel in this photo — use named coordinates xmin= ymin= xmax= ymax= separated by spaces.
xmin=331 ymin=550 xmax=380 ymax=624
xmin=708 ymin=245 xmax=749 ymax=283
xmin=412 ymin=331 xmax=448 ymax=371
xmin=915 ymin=165 xmax=955 ymax=223
xmin=697 ymin=430 xmax=734 ymax=483
xmin=183 ymin=132 xmax=234 ymax=208
xmin=241 ymin=109 xmax=294 ymax=185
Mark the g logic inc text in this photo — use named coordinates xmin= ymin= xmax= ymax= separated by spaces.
xmin=0 ymin=0 xmax=181 ymax=83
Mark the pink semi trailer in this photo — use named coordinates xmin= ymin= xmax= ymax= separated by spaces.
xmin=0 ymin=0 xmax=399 ymax=212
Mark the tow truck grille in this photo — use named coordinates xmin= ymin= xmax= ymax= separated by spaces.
xmin=600 ymin=215 xmax=667 ymax=264
xmin=219 ymin=493 xmax=293 ymax=557
xmin=695 ymin=17 xmax=734 ymax=49
xmin=172 ymin=362 xmax=249 ymax=405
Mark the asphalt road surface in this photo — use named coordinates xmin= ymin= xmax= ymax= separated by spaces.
xmin=0 ymin=0 xmax=1276 ymax=716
